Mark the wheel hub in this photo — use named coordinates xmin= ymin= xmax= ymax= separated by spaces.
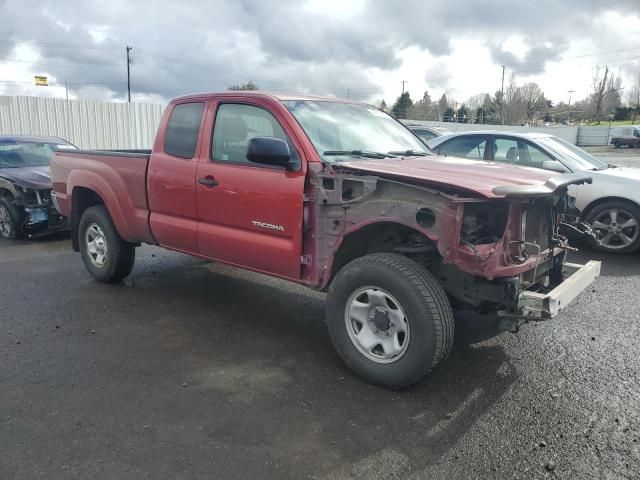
xmin=370 ymin=307 xmax=392 ymax=332
xmin=86 ymin=223 xmax=108 ymax=267
xmin=592 ymin=208 xmax=639 ymax=250
xmin=345 ymin=287 xmax=410 ymax=364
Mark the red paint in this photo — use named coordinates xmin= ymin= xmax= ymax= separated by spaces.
xmin=51 ymin=92 xmax=573 ymax=288
xmin=338 ymin=156 xmax=558 ymax=199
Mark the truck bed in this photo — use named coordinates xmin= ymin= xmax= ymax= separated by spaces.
xmin=51 ymin=149 xmax=155 ymax=245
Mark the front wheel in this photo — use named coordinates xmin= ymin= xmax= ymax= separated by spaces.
xmin=326 ymin=253 xmax=454 ymax=389
xmin=585 ymin=200 xmax=640 ymax=253
xmin=78 ymin=205 xmax=136 ymax=282
xmin=0 ymin=197 xmax=24 ymax=239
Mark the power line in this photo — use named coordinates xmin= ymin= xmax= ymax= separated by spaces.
xmin=0 ymin=40 xmax=120 ymax=50
xmin=0 ymin=57 xmax=120 ymax=68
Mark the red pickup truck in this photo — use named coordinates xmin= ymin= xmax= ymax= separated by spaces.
xmin=51 ymin=92 xmax=600 ymax=388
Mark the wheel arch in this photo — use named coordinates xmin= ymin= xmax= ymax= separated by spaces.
xmin=323 ymin=221 xmax=437 ymax=291
xmin=580 ymin=195 xmax=640 ymax=220
xmin=71 ymin=186 xmax=105 ymax=251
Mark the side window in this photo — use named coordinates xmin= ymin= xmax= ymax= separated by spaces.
xmin=415 ymin=129 xmax=436 ymax=142
xmin=211 ymin=103 xmax=300 ymax=167
xmin=164 ymin=102 xmax=205 ymax=159
xmin=438 ymin=136 xmax=486 ymax=160
xmin=494 ymin=137 xmax=520 ymax=164
xmin=522 ymin=141 xmax=554 ymax=168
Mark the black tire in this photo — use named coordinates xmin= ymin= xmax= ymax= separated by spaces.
xmin=613 ymin=140 xmax=621 ymax=148
xmin=326 ymin=253 xmax=454 ymax=389
xmin=584 ymin=199 xmax=640 ymax=254
xmin=78 ymin=205 xmax=135 ymax=282
xmin=0 ymin=197 xmax=25 ymax=239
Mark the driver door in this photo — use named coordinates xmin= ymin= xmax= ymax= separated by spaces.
xmin=195 ymin=101 xmax=306 ymax=280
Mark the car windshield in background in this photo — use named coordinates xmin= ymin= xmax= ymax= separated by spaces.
xmin=283 ymin=100 xmax=430 ymax=161
xmin=0 ymin=142 xmax=75 ymax=168
xmin=538 ymin=137 xmax=608 ymax=171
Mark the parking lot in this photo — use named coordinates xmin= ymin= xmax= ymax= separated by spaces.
xmin=1 ymin=147 xmax=639 ymax=479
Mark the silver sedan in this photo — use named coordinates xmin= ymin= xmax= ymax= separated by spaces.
xmin=427 ymin=131 xmax=640 ymax=253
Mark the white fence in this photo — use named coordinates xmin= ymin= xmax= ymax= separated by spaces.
xmin=401 ymin=119 xmax=581 ymax=144
xmin=0 ymin=95 xmax=618 ymax=149
xmin=0 ymin=96 xmax=165 ymax=150
xmin=577 ymin=125 xmax=611 ymax=146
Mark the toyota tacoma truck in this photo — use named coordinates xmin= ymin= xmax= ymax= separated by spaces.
xmin=51 ymin=92 xmax=600 ymax=388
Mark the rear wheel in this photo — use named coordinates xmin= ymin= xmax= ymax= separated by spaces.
xmin=585 ymin=200 xmax=640 ymax=253
xmin=0 ymin=197 xmax=24 ymax=239
xmin=326 ymin=253 xmax=454 ymax=389
xmin=79 ymin=205 xmax=135 ymax=282
xmin=613 ymin=140 xmax=621 ymax=148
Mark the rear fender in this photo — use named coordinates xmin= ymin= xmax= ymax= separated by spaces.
xmin=67 ymin=170 xmax=137 ymax=242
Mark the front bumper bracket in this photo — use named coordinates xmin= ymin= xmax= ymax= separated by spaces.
xmin=519 ymin=261 xmax=601 ymax=319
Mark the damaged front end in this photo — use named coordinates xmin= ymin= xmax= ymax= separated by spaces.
xmin=10 ymin=185 xmax=69 ymax=237
xmin=304 ymin=163 xmax=599 ymax=325
xmin=449 ymin=174 xmax=601 ymax=322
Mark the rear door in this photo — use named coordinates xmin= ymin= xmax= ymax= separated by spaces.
xmin=195 ymin=100 xmax=306 ymax=280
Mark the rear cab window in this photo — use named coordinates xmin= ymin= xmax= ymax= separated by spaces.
xmin=164 ymin=102 xmax=205 ymax=159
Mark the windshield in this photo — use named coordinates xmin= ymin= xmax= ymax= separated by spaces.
xmin=283 ymin=100 xmax=430 ymax=161
xmin=537 ymin=136 xmax=608 ymax=171
xmin=0 ymin=142 xmax=76 ymax=168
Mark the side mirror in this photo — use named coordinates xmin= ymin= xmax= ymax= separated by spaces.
xmin=542 ymin=160 xmax=569 ymax=173
xmin=246 ymin=137 xmax=291 ymax=168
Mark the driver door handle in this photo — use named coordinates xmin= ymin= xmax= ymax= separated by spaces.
xmin=198 ymin=176 xmax=219 ymax=188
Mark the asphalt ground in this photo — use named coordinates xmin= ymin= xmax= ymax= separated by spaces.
xmin=1 ymin=146 xmax=639 ymax=480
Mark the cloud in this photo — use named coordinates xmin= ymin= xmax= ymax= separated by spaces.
xmin=489 ymin=41 xmax=568 ymax=75
xmin=0 ymin=0 xmax=638 ymax=102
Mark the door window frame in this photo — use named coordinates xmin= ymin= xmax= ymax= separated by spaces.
xmin=208 ymin=101 xmax=303 ymax=171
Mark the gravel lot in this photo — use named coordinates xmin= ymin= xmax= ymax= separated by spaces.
xmin=1 ymin=146 xmax=639 ymax=480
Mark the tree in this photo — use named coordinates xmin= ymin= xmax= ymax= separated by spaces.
xmin=378 ymin=99 xmax=388 ymax=112
xmin=407 ymin=90 xmax=432 ymax=120
xmin=519 ymin=82 xmax=546 ymax=123
xmin=228 ymin=81 xmax=259 ymax=91
xmin=591 ymin=66 xmax=610 ymax=123
xmin=391 ymin=92 xmax=413 ymax=118
xmin=443 ymin=107 xmax=455 ymax=122
xmin=503 ymin=74 xmax=526 ymax=125
xmin=457 ymin=104 xmax=469 ymax=123
xmin=438 ymin=94 xmax=448 ymax=121
xmin=482 ymin=94 xmax=498 ymax=124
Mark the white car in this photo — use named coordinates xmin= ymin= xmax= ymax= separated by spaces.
xmin=427 ymin=131 xmax=640 ymax=253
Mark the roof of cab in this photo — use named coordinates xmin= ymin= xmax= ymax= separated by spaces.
xmin=171 ymin=91 xmax=369 ymax=105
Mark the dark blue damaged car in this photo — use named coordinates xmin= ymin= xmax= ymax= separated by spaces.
xmin=0 ymin=135 xmax=75 ymax=239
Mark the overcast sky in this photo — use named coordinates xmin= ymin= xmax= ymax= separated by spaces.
xmin=1 ymin=0 xmax=639 ymax=107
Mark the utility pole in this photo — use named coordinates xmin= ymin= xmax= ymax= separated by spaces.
xmin=126 ymin=46 xmax=132 ymax=102
xmin=401 ymin=80 xmax=408 ymax=95
xmin=346 ymin=88 xmax=350 ymax=100
xmin=633 ymin=87 xmax=639 ymax=124
xmin=500 ymin=65 xmax=505 ymax=125
xmin=567 ymin=89 xmax=575 ymax=124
